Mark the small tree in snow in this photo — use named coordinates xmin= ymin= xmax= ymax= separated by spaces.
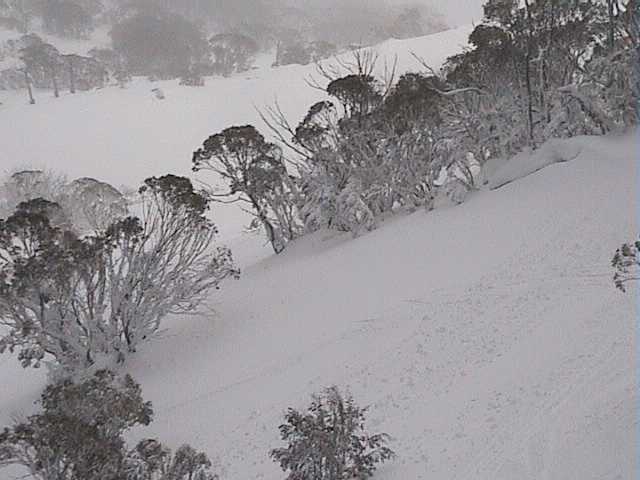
xmin=270 ymin=386 xmax=394 ymax=480
xmin=0 ymin=370 xmax=218 ymax=480
xmin=613 ymin=238 xmax=640 ymax=292
xmin=193 ymin=125 xmax=300 ymax=254
xmin=0 ymin=175 xmax=238 ymax=375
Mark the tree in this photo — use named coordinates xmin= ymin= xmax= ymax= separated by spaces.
xmin=88 ymin=47 xmax=131 ymax=87
xmin=270 ymin=386 xmax=394 ymax=480
xmin=20 ymin=37 xmax=62 ymax=97
xmin=327 ymin=74 xmax=382 ymax=119
xmin=612 ymin=238 xmax=640 ymax=291
xmin=193 ymin=125 xmax=300 ymax=254
xmin=0 ymin=175 xmax=238 ymax=375
xmin=0 ymin=169 xmax=68 ymax=219
xmin=0 ymin=370 xmax=218 ymax=480
xmin=62 ymin=177 xmax=128 ymax=232
xmin=209 ymin=33 xmax=258 ymax=76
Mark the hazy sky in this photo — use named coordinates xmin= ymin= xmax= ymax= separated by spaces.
xmin=405 ymin=0 xmax=486 ymax=27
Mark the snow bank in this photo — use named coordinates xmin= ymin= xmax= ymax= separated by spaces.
xmin=488 ymin=137 xmax=585 ymax=190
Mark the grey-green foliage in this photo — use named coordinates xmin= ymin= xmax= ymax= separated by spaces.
xmin=0 ymin=370 xmax=217 ymax=480
xmin=270 ymin=386 xmax=394 ymax=480
xmin=612 ymin=238 xmax=640 ymax=291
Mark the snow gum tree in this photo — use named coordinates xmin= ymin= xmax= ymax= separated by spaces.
xmin=0 ymin=175 xmax=238 ymax=376
xmin=270 ymin=386 xmax=394 ymax=480
xmin=0 ymin=370 xmax=218 ymax=480
xmin=193 ymin=125 xmax=301 ymax=254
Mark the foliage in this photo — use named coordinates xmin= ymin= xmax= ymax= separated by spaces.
xmin=0 ymin=175 xmax=238 ymax=375
xmin=612 ymin=238 xmax=640 ymax=292
xmin=0 ymin=370 xmax=218 ymax=480
xmin=270 ymin=386 xmax=394 ymax=480
xmin=209 ymin=33 xmax=258 ymax=76
xmin=193 ymin=125 xmax=301 ymax=253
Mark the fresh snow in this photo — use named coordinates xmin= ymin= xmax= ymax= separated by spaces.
xmin=0 ymin=25 xmax=637 ymax=480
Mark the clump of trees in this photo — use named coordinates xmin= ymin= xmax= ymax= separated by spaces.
xmin=0 ymin=370 xmax=218 ymax=480
xmin=270 ymin=386 xmax=394 ymax=480
xmin=209 ymin=32 xmax=258 ymax=76
xmin=0 ymin=174 xmax=238 ymax=376
xmin=202 ymin=0 xmax=635 ymax=248
xmin=110 ymin=11 xmax=208 ymax=80
xmin=273 ymin=40 xmax=337 ymax=67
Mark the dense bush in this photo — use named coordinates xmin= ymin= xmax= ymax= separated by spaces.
xmin=0 ymin=175 xmax=238 ymax=375
xmin=0 ymin=370 xmax=218 ymax=480
xmin=270 ymin=386 xmax=394 ymax=480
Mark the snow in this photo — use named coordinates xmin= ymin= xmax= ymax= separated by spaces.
xmin=0 ymin=24 xmax=637 ymax=480
xmin=488 ymin=136 xmax=585 ymax=190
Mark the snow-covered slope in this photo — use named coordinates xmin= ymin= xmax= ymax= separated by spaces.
xmin=0 ymin=24 xmax=472 ymax=259
xmin=0 ymin=24 xmax=637 ymax=480
xmin=1 ymin=132 xmax=636 ymax=479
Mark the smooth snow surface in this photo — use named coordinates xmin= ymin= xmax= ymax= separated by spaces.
xmin=0 ymin=25 xmax=637 ymax=480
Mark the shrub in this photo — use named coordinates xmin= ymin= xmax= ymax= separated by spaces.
xmin=0 ymin=175 xmax=238 ymax=375
xmin=612 ymin=239 xmax=640 ymax=291
xmin=270 ymin=386 xmax=394 ymax=480
xmin=0 ymin=370 xmax=218 ymax=480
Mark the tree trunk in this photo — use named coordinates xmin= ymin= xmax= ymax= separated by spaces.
xmin=68 ymin=58 xmax=76 ymax=94
xmin=524 ymin=0 xmax=535 ymax=147
xmin=608 ymin=0 xmax=616 ymax=50
xmin=23 ymin=69 xmax=35 ymax=104
xmin=51 ymin=68 xmax=59 ymax=98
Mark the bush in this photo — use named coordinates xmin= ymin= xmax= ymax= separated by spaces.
xmin=0 ymin=370 xmax=218 ymax=480
xmin=270 ymin=386 xmax=394 ymax=480
xmin=0 ymin=175 xmax=238 ymax=375
xmin=612 ymin=239 xmax=640 ymax=292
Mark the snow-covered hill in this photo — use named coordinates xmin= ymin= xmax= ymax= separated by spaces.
xmin=0 ymin=25 xmax=637 ymax=480
xmin=0 ymin=25 xmax=470 ymax=241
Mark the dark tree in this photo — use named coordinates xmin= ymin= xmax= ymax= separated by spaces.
xmin=270 ymin=386 xmax=394 ymax=480
xmin=209 ymin=32 xmax=258 ymax=76
xmin=327 ymin=74 xmax=382 ymax=119
xmin=0 ymin=370 xmax=218 ymax=480
xmin=20 ymin=38 xmax=62 ymax=97
xmin=193 ymin=125 xmax=298 ymax=254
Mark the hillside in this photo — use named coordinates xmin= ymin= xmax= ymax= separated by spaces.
xmin=0 ymin=24 xmax=472 ymax=261
xmin=0 ymin=24 xmax=637 ymax=480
